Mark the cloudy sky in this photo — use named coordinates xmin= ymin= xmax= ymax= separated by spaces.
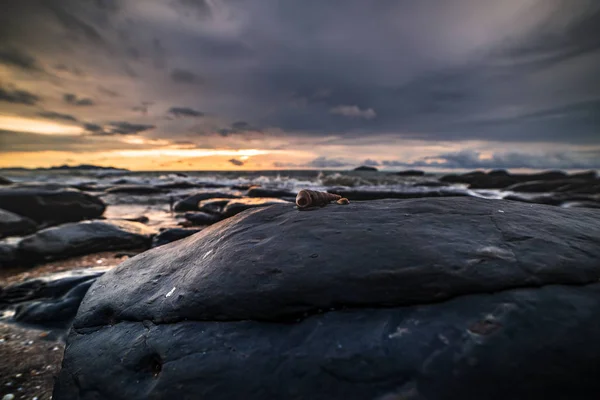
xmin=0 ymin=0 xmax=599 ymax=170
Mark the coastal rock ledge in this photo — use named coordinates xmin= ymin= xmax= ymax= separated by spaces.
xmin=55 ymin=197 xmax=600 ymax=400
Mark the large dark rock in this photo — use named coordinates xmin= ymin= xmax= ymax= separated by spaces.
xmin=104 ymin=185 xmax=167 ymax=195
xmin=1 ymin=268 xmax=106 ymax=329
xmin=18 ymin=220 xmax=154 ymax=262
xmin=0 ymin=208 xmax=38 ymax=238
xmin=222 ymin=197 xmax=291 ymax=217
xmin=55 ymin=198 xmax=600 ymax=400
xmin=174 ymin=192 xmax=240 ymax=212
xmin=152 ymin=228 xmax=202 ymax=248
xmin=184 ymin=212 xmax=222 ymax=226
xmin=0 ymin=243 xmax=18 ymax=269
xmin=0 ymin=187 xmax=106 ymax=226
xmin=197 ymin=198 xmax=233 ymax=214
xmin=246 ymin=187 xmax=297 ymax=198
xmin=0 ymin=176 xmax=13 ymax=185
xmin=13 ymin=279 xmax=97 ymax=329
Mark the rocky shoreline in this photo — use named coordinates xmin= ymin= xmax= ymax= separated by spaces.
xmin=0 ymin=169 xmax=599 ymax=399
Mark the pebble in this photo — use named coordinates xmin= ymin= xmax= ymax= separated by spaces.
xmin=2 ymin=394 xmax=15 ymax=400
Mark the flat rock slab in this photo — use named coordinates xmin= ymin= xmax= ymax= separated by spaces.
xmin=18 ymin=220 xmax=154 ymax=262
xmin=55 ymin=197 xmax=600 ymax=399
xmin=0 ymin=187 xmax=106 ymax=226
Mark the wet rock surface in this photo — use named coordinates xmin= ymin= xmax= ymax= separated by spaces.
xmin=0 ymin=209 xmax=37 ymax=239
xmin=173 ymin=192 xmax=240 ymax=212
xmin=328 ymin=188 xmax=468 ymax=201
xmin=222 ymin=197 xmax=291 ymax=217
xmin=0 ymin=244 xmax=18 ymax=269
xmin=0 ymin=188 xmax=106 ymax=227
xmin=0 ymin=267 xmax=105 ymax=332
xmin=183 ymin=212 xmax=222 ymax=226
xmin=18 ymin=220 xmax=154 ymax=262
xmin=104 ymin=185 xmax=167 ymax=195
xmin=152 ymin=228 xmax=202 ymax=248
xmin=246 ymin=187 xmax=297 ymax=198
xmin=197 ymin=198 xmax=233 ymax=214
xmin=441 ymin=169 xmax=598 ymax=191
xmin=55 ymin=197 xmax=600 ymax=400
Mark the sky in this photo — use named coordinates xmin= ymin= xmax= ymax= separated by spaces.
xmin=0 ymin=0 xmax=599 ymax=171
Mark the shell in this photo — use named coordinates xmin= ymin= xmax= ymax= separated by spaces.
xmin=336 ymin=197 xmax=350 ymax=205
xmin=296 ymin=190 xmax=341 ymax=208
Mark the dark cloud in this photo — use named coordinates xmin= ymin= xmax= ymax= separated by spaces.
xmin=43 ymin=2 xmax=107 ymax=47
xmin=38 ymin=111 xmax=78 ymax=122
xmin=0 ymin=86 xmax=40 ymax=105
xmin=0 ymin=47 xmax=42 ymax=71
xmin=168 ymin=107 xmax=204 ymax=117
xmin=170 ymin=68 xmax=200 ymax=84
xmin=64 ymin=93 xmax=95 ymax=106
xmin=83 ymin=121 xmax=155 ymax=135
xmin=228 ymin=158 xmax=244 ymax=166
xmin=217 ymin=121 xmax=261 ymax=137
xmin=307 ymin=157 xmax=350 ymax=169
xmin=0 ymin=0 xmax=599 ymax=155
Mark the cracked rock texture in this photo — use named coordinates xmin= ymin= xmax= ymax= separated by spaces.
xmin=54 ymin=198 xmax=600 ymax=400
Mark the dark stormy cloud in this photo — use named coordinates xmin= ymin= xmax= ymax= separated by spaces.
xmin=0 ymin=0 xmax=598 ymax=169
xmin=168 ymin=107 xmax=204 ymax=118
xmin=0 ymin=85 xmax=40 ymax=105
xmin=38 ymin=111 xmax=78 ymax=122
xmin=63 ymin=93 xmax=94 ymax=106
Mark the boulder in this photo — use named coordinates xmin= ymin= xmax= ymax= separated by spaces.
xmin=152 ymin=228 xmax=202 ymax=248
xmin=0 ymin=208 xmax=37 ymax=238
xmin=0 ymin=243 xmax=18 ymax=269
xmin=18 ymin=220 xmax=154 ymax=262
xmin=353 ymin=165 xmax=378 ymax=171
xmin=197 ymin=198 xmax=233 ymax=214
xmin=55 ymin=198 xmax=600 ymax=399
xmin=104 ymin=185 xmax=167 ymax=195
xmin=246 ymin=187 xmax=297 ymax=198
xmin=184 ymin=212 xmax=222 ymax=226
xmin=174 ymin=192 xmax=240 ymax=212
xmin=0 ymin=187 xmax=106 ymax=226
xmin=0 ymin=270 xmax=105 ymax=306
xmin=222 ymin=197 xmax=291 ymax=217
xmin=0 ymin=176 xmax=13 ymax=185
xmin=13 ymin=279 xmax=97 ymax=329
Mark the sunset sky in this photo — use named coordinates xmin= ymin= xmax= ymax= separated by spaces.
xmin=0 ymin=0 xmax=599 ymax=171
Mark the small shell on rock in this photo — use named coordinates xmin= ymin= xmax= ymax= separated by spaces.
xmin=295 ymin=189 xmax=341 ymax=208
xmin=336 ymin=198 xmax=350 ymax=205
